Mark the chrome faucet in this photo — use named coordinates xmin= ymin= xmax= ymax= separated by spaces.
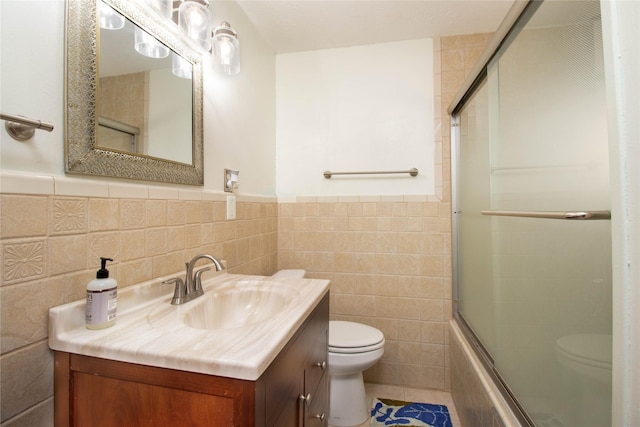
xmin=163 ymin=254 xmax=225 ymax=305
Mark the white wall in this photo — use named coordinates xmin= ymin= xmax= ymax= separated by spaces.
xmin=204 ymin=0 xmax=276 ymax=195
xmin=0 ymin=0 xmax=276 ymax=197
xmin=148 ymin=68 xmax=192 ymax=164
xmin=0 ymin=0 xmax=65 ymax=178
xmin=276 ymin=39 xmax=434 ymax=198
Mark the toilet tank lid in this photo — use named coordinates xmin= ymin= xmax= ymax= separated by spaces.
xmin=556 ymin=334 xmax=612 ymax=365
xmin=271 ymin=269 xmax=306 ymax=279
xmin=330 ymin=321 xmax=384 ymax=348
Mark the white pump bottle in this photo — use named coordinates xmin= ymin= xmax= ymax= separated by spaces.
xmin=86 ymin=257 xmax=117 ymax=329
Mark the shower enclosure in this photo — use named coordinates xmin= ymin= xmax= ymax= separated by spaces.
xmin=451 ymin=1 xmax=611 ymax=426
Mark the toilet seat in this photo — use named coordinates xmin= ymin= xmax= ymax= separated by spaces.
xmin=556 ymin=334 xmax=612 ymax=370
xmin=329 ymin=321 xmax=385 ymax=354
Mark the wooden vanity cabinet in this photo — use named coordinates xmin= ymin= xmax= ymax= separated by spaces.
xmin=266 ymin=294 xmax=329 ymax=427
xmin=53 ymin=293 xmax=329 ymax=427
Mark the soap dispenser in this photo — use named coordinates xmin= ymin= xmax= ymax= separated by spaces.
xmin=86 ymin=257 xmax=117 ymax=330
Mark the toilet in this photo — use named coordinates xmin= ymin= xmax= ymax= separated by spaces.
xmin=270 ymin=269 xmax=307 ymax=279
xmin=271 ymin=270 xmax=385 ymax=426
xmin=555 ymin=334 xmax=612 ymax=426
xmin=329 ymin=320 xmax=385 ymax=426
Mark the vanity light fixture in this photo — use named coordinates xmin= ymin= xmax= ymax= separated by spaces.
xmin=98 ymin=0 xmax=124 ymax=30
xmin=134 ymin=27 xmax=170 ymax=58
xmin=171 ymin=0 xmax=212 ymax=78
xmin=178 ymin=0 xmax=212 ymax=52
xmin=212 ymin=21 xmax=240 ymax=76
xmin=134 ymin=0 xmax=172 ymax=58
xmin=177 ymin=2 xmax=241 ymax=76
xmin=100 ymin=0 xmax=241 ymax=76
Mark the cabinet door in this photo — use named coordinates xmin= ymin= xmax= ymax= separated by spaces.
xmin=270 ymin=369 xmax=304 ymax=427
xmin=264 ymin=334 xmax=306 ymax=426
xmin=304 ymin=331 xmax=328 ymax=398
xmin=303 ymin=375 xmax=328 ymax=427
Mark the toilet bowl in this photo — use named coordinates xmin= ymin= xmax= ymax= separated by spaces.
xmin=329 ymin=321 xmax=385 ymax=426
xmin=271 ymin=271 xmax=385 ymax=426
xmin=556 ymin=334 xmax=612 ymax=426
xmin=556 ymin=334 xmax=612 ymax=384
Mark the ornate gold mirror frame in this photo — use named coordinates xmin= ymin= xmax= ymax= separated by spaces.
xmin=65 ymin=0 xmax=204 ymax=185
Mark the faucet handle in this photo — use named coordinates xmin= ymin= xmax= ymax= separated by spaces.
xmin=163 ymin=277 xmax=187 ymax=305
xmin=193 ymin=267 xmax=211 ymax=297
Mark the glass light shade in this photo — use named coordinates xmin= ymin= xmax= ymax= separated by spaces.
xmin=133 ymin=0 xmax=171 ymax=58
xmin=172 ymin=52 xmax=193 ymax=79
xmin=213 ymin=22 xmax=240 ymax=76
xmin=152 ymin=0 xmax=173 ymax=19
xmin=134 ymin=27 xmax=169 ymax=58
xmin=178 ymin=1 xmax=212 ymax=52
xmin=141 ymin=0 xmax=172 ymax=19
xmin=98 ymin=1 xmax=124 ymax=30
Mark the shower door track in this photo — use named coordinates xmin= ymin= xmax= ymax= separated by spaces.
xmin=454 ymin=314 xmax=537 ymax=427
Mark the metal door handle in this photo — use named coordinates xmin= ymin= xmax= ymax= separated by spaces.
xmin=480 ymin=210 xmax=610 ymax=220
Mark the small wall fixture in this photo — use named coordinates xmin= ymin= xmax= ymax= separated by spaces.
xmin=1 ymin=113 xmax=54 ymax=141
xmin=224 ymin=169 xmax=239 ymax=192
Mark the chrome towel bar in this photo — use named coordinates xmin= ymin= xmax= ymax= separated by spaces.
xmin=1 ymin=112 xmax=54 ymax=141
xmin=480 ymin=210 xmax=611 ymax=220
xmin=323 ymin=168 xmax=418 ymax=179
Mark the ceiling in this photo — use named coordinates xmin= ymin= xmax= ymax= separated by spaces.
xmin=235 ymin=0 xmax=517 ymax=53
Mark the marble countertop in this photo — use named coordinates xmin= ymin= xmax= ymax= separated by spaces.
xmin=49 ymin=271 xmax=330 ymax=381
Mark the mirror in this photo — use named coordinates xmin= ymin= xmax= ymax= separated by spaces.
xmin=65 ymin=0 xmax=204 ymax=185
xmin=98 ymin=15 xmax=194 ymax=164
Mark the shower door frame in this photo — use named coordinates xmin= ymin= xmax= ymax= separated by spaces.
xmin=449 ymin=0 xmax=606 ymax=425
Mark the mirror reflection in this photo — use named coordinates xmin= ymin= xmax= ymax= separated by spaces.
xmin=98 ymin=11 xmax=193 ymax=165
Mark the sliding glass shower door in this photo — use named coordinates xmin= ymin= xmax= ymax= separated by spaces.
xmin=453 ymin=1 xmax=611 ymax=426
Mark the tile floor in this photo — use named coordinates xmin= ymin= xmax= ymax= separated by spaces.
xmin=329 ymin=383 xmax=461 ymax=427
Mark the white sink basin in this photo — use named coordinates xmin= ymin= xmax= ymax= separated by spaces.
xmin=49 ymin=272 xmax=329 ymax=380
xmin=182 ymin=280 xmax=298 ymax=330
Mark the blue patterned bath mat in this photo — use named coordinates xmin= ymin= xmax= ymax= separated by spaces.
xmin=371 ymin=398 xmax=453 ymax=427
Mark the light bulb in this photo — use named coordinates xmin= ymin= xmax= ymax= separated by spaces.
xmin=218 ymin=37 xmax=234 ymax=65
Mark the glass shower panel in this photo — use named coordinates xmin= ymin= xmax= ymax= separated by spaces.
xmin=457 ymin=79 xmax=498 ymax=354
xmin=455 ymin=1 xmax=611 ymax=426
